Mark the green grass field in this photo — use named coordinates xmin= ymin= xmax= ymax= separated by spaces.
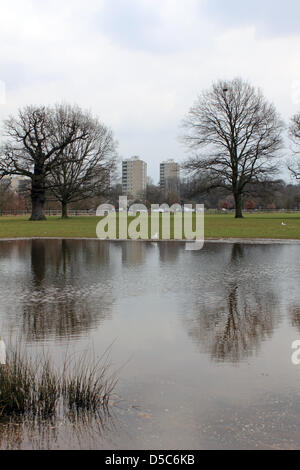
xmin=0 ymin=213 xmax=299 ymax=240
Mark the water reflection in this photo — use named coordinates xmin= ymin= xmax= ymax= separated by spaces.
xmin=158 ymin=242 xmax=181 ymax=263
xmin=121 ymin=242 xmax=147 ymax=265
xmin=0 ymin=411 xmax=114 ymax=450
xmin=31 ymin=240 xmax=46 ymax=286
xmin=290 ymin=307 xmax=300 ymax=331
xmin=230 ymin=242 xmax=244 ymax=262
xmin=186 ymin=284 xmax=277 ymax=362
xmin=0 ymin=241 xmax=286 ymax=357
xmin=0 ymin=240 xmax=300 ymax=449
xmin=0 ymin=240 xmax=115 ymax=342
xmin=182 ymin=244 xmax=280 ymax=362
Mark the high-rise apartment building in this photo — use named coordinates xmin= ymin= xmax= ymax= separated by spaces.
xmin=122 ymin=157 xmax=147 ymax=198
xmin=2 ymin=176 xmax=30 ymax=193
xmin=160 ymin=159 xmax=180 ymax=194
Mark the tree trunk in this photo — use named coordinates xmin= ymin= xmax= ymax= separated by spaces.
xmin=234 ymin=192 xmax=244 ymax=219
xmin=30 ymin=198 xmax=46 ymax=221
xmin=30 ymin=190 xmax=46 ymax=221
xmin=30 ymin=172 xmax=46 ymax=221
xmin=61 ymin=202 xmax=68 ymax=219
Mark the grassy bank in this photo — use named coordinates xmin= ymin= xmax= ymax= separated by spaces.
xmin=0 ymin=213 xmax=299 ymax=240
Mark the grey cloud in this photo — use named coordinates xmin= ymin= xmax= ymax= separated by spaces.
xmin=93 ymin=0 xmax=162 ymax=51
xmin=202 ymin=0 xmax=300 ymax=37
xmin=93 ymin=0 xmax=201 ymax=54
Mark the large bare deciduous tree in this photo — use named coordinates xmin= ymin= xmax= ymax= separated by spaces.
xmin=0 ymin=104 xmax=95 ymax=220
xmin=182 ymin=78 xmax=283 ymax=218
xmin=48 ymin=117 xmax=117 ymax=219
xmin=288 ymin=113 xmax=300 ymax=179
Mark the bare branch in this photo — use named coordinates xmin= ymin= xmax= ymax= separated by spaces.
xmin=181 ymin=78 xmax=283 ymax=218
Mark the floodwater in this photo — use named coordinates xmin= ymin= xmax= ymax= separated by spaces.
xmin=1 ymin=240 xmax=300 ymax=450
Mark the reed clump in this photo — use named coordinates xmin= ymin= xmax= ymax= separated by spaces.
xmin=62 ymin=354 xmax=116 ymax=413
xmin=0 ymin=346 xmax=116 ymax=419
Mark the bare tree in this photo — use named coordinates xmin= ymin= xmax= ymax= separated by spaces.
xmin=182 ymin=78 xmax=283 ymax=218
xmin=288 ymin=112 xmax=300 ymax=179
xmin=48 ymin=116 xmax=117 ymax=218
xmin=0 ymin=104 xmax=94 ymax=220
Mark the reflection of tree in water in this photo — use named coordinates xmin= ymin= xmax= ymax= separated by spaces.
xmin=30 ymin=239 xmax=111 ymax=285
xmin=19 ymin=240 xmax=114 ymax=342
xmin=31 ymin=240 xmax=46 ymax=286
xmin=21 ymin=295 xmax=112 ymax=342
xmin=289 ymin=306 xmax=300 ymax=332
xmin=0 ymin=410 xmax=114 ymax=450
xmin=186 ymin=286 xmax=278 ymax=363
xmin=230 ymin=243 xmax=244 ymax=263
xmin=184 ymin=244 xmax=280 ymax=363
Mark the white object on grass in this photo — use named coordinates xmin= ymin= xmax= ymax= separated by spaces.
xmin=0 ymin=338 xmax=6 ymax=365
xmin=282 ymin=222 xmax=287 ymax=226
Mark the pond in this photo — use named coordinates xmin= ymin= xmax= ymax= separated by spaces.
xmin=0 ymin=239 xmax=300 ymax=450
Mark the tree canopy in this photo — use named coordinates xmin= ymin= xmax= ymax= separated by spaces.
xmin=182 ymin=78 xmax=283 ymax=218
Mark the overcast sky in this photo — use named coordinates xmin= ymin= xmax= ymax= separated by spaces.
xmin=1 ymin=0 xmax=300 ymax=182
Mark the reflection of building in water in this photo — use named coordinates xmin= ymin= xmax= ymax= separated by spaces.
xmin=158 ymin=242 xmax=181 ymax=263
xmin=121 ymin=242 xmax=146 ymax=265
xmin=0 ymin=240 xmax=31 ymax=271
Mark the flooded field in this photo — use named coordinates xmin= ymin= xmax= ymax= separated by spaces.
xmin=1 ymin=240 xmax=300 ymax=450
